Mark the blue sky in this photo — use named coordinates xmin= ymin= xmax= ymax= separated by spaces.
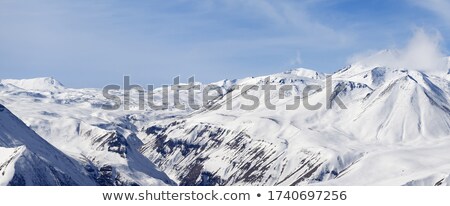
xmin=1 ymin=0 xmax=450 ymax=88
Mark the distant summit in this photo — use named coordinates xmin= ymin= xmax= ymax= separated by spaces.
xmin=284 ymin=68 xmax=326 ymax=79
xmin=0 ymin=77 xmax=65 ymax=91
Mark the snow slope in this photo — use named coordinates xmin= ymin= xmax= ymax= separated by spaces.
xmin=0 ymin=87 xmax=176 ymax=186
xmin=138 ymin=64 xmax=450 ymax=185
xmin=1 ymin=59 xmax=450 ymax=186
xmin=0 ymin=104 xmax=96 ymax=185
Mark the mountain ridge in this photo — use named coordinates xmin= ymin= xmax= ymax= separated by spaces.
xmin=0 ymin=104 xmax=96 ymax=186
xmin=0 ymin=77 xmax=65 ymax=91
xmin=1 ymin=61 xmax=450 ymax=185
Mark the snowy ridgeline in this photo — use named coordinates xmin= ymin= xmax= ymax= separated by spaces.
xmin=1 ymin=61 xmax=450 ymax=186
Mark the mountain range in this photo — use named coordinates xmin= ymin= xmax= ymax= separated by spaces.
xmin=1 ymin=56 xmax=450 ymax=186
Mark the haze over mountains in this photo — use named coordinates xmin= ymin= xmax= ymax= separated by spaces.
xmin=1 ymin=53 xmax=449 ymax=186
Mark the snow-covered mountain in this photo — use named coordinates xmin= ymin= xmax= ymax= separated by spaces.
xmin=0 ymin=81 xmax=176 ymax=186
xmin=0 ymin=77 xmax=65 ymax=91
xmin=1 ymin=59 xmax=450 ymax=186
xmin=0 ymin=104 xmax=95 ymax=185
xmin=138 ymin=66 xmax=450 ymax=186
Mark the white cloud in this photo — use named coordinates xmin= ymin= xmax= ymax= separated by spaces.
xmin=349 ymin=28 xmax=448 ymax=73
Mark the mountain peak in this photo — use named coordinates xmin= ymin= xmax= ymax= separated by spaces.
xmin=283 ymin=67 xmax=325 ymax=79
xmin=347 ymin=49 xmax=449 ymax=76
xmin=0 ymin=77 xmax=65 ymax=91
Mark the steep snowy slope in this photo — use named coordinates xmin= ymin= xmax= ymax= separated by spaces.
xmin=138 ymin=65 xmax=450 ymax=185
xmin=333 ymin=67 xmax=450 ymax=142
xmin=0 ymin=85 xmax=176 ymax=186
xmin=313 ymin=139 xmax=450 ymax=186
xmin=0 ymin=104 xmax=96 ymax=186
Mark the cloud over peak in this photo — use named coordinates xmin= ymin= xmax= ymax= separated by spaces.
xmin=349 ymin=28 xmax=448 ymax=73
